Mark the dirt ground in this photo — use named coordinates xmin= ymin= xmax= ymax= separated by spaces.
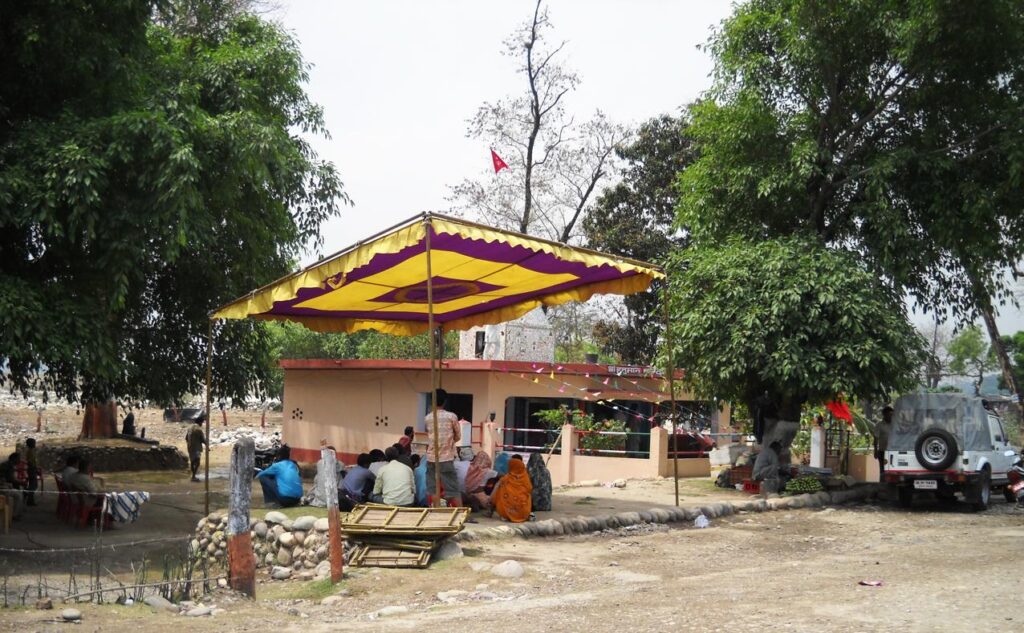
xmin=3 ymin=400 xmax=1023 ymax=632
xmin=2 ymin=499 xmax=1022 ymax=632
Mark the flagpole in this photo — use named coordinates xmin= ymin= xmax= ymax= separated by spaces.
xmin=425 ymin=217 xmax=442 ymax=506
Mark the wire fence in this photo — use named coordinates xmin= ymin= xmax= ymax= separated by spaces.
xmin=0 ymin=486 xmax=226 ymax=608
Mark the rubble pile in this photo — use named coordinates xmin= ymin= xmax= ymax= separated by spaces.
xmin=210 ymin=427 xmax=281 ymax=450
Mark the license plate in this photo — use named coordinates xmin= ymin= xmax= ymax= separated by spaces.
xmin=914 ymin=480 xmax=938 ymax=490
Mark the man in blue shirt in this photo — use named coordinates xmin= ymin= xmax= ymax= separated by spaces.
xmin=256 ymin=446 xmax=303 ymax=508
xmin=340 ymin=453 xmax=375 ymax=511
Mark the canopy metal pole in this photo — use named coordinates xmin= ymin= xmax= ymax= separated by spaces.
xmin=662 ymin=285 xmax=678 ymax=507
xmin=205 ymin=319 xmax=213 ymax=516
xmin=425 ymin=219 xmax=442 ymax=506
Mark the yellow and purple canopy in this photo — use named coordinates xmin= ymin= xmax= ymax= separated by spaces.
xmin=213 ymin=213 xmax=664 ymax=335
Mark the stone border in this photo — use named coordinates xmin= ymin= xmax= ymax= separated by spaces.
xmin=452 ymin=485 xmax=879 ymax=542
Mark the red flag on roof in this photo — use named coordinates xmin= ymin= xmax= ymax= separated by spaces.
xmin=491 ymin=149 xmax=509 ymax=173
xmin=825 ymin=399 xmax=852 ymax=422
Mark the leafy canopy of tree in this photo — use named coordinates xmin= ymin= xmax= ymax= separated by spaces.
xmin=584 ymin=114 xmax=693 ymax=364
xmin=0 ymin=1 xmax=347 ymax=405
xmin=948 ymin=326 xmax=998 ymax=396
xmin=666 ymin=238 xmax=924 ymax=420
xmin=678 ymin=0 xmax=1024 ymax=321
xmin=262 ymin=322 xmax=458 ymax=399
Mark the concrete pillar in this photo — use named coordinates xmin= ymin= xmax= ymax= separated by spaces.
xmin=560 ymin=424 xmax=577 ymax=485
xmin=649 ymin=426 xmax=667 ymax=478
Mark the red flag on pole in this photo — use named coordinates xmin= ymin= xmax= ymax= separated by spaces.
xmin=491 ymin=149 xmax=509 ymax=173
xmin=825 ymin=399 xmax=852 ymax=422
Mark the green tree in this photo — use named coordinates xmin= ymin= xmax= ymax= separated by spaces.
xmin=0 ymin=1 xmax=347 ymax=414
xmin=948 ymin=326 xmax=998 ymax=396
xmin=999 ymin=331 xmax=1024 ymax=393
xmin=583 ymin=114 xmax=693 ymax=364
xmin=678 ymin=0 xmax=1024 ymax=401
xmin=666 ymin=237 xmax=924 ymax=421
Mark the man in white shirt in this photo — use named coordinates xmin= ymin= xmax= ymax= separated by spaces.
xmin=60 ymin=454 xmax=80 ymax=482
xmin=370 ymin=447 xmax=415 ymax=507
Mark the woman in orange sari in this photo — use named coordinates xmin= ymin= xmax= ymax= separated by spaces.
xmin=491 ymin=456 xmax=532 ymax=523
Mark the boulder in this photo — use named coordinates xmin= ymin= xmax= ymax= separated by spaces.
xmin=253 ymin=521 xmax=269 ymax=538
xmin=434 ymin=540 xmax=463 ymax=561
xmin=278 ymin=532 xmax=296 ymax=548
xmin=271 ymin=565 xmax=293 ymax=580
xmin=321 ymin=595 xmax=345 ymax=606
xmin=293 ymin=531 xmax=306 ymax=546
xmin=315 ymin=560 xmax=332 ymax=580
xmin=61 ymin=608 xmax=82 ymax=622
xmin=265 ymin=510 xmax=288 ymax=524
xmin=186 ymin=606 xmax=212 ymax=617
xmin=490 ymin=560 xmax=525 ymax=579
xmin=314 ymin=517 xmax=330 ymax=532
xmin=292 ymin=515 xmax=317 ymax=532
xmin=144 ymin=595 xmax=177 ymax=613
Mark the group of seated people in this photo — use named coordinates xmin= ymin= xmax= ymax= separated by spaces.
xmin=250 ymin=428 xmax=553 ymax=524
xmin=336 ymin=436 xmax=550 ymax=523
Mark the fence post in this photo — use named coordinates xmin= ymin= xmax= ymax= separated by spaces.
xmin=320 ymin=445 xmax=344 ymax=583
xmin=559 ymin=424 xmax=577 ymax=485
xmin=649 ymin=426 xmax=667 ymax=478
xmin=227 ymin=437 xmax=256 ymax=598
xmin=481 ymin=422 xmax=499 ymax=461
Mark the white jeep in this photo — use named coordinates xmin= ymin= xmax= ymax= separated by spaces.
xmin=884 ymin=393 xmax=1017 ymax=510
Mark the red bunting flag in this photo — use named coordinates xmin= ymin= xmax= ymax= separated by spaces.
xmin=491 ymin=149 xmax=509 ymax=173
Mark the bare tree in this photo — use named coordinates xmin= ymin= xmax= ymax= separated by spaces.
xmin=449 ymin=0 xmax=628 ymax=244
xmin=919 ymin=318 xmax=952 ymax=389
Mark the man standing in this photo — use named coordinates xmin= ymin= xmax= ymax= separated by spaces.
xmin=424 ymin=388 xmax=461 ymax=506
xmin=874 ymin=405 xmax=893 ymax=482
xmin=753 ymin=441 xmax=783 ymax=495
xmin=370 ymin=447 xmax=416 ymax=506
xmin=185 ymin=416 xmax=207 ymax=482
xmin=0 ymin=452 xmax=26 ymax=519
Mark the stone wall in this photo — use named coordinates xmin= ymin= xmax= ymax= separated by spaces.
xmin=192 ymin=510 xmax=337 ymax=582
xmin=32 ymin=441 xmax=188 ymax=473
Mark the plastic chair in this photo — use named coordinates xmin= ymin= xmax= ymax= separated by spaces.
xmin=74 ymin=493 xmax=108 ymax=529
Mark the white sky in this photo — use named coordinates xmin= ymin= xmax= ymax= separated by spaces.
xmin=276 ymin=0 xmax=1023 ymax=335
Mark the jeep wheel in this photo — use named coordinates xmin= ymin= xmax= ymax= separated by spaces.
xmin=897 ymin=486 xmax=913 ymax=508
xmin=914 ymin=428 xmax=958 ymax=471
xmin=972 ymin=469 xmax=991 ymax=512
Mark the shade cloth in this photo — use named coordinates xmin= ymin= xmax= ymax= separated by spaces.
xmin=888 ymin=393 xmax=993 ymax=452
xmin=213 ymin=213 xmax=663 ymax=335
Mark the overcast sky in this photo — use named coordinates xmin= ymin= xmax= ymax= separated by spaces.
xmin=276 ymin=0 xmax=1023 ymax=335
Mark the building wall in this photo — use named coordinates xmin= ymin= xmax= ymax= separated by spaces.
xmin=457 ymin=308 xmax=555 ymax=362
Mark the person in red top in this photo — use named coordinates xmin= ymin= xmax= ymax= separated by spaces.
xmin=398 ymin=426 xmax=414 ymax=451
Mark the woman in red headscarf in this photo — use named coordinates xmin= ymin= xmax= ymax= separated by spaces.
xmin=463 ymin=451 xmax=493 ymax=511
xmin=491 ymin=456 xmax=532 ymax=523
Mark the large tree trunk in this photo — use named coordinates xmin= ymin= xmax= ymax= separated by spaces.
xmin=969 ymin=271 xmax=1023 ymax=423
xmin=79 ymin=400 xmax=118 ymax=439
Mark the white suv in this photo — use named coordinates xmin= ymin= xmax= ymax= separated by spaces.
xmin=884 ymin=393 xmax=1017 ymax=510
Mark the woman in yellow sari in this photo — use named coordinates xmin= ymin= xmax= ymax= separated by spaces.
xmin=491 ymin=456 xmax=532 ymax=523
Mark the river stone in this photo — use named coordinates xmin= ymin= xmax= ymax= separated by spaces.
xmin=277 ymin=548 xmax=292 ymax=566
xmin=253 ymin=521 xmax=269 ymax=538
xmin=293 ymin=545 xmax=305 ymax=559
xmin=437 ymin=589 xmax=468 ymax=602
xmin=317 ymin=545 xmax=329 ymax=560
xmin=271 ymin=565 xmax=293 ymax=580
xmin=265 ymin=552 xmax=275 ymax=565
xmin=278 ymin=532 xmax=296 ymax=548
xmin=265 ymin=511 xmax=288 ymax=524
xmin=314 ymin=517 xmax=330 ymax=532
xmin=373 ymin=606 xmax=409 ymax=618
xmin=469 ymin=561 xmax=492 ymax=572
xmin=650 ymin=508 xmax=671 ymax=523
xmin=321 ymin=595 xmax=345 ymax=606
xmin=282 ymin=519 xmax=294 ymax=531
xmin=491 ymin=560 xmax=525 ymax=579
xmin=585 ymin=517 xmax=602 ymax=532
xmin=186 ymin=606 xmax=212 ymax=617
xmin=618 ymin=512 xmax=642 ymax=526
xmin=293 ymin=531 xmax=307 ymax=546
xmin=61 ymin=608 xmax=82 ymax=621
xmin=315 ymin=560 xmax=332 ymax=579
xmin=293 ymin=515 xmax=317 ymax=532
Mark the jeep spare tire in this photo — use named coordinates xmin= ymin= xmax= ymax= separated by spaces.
xmin=915 ymin=428 xmax=958 ymax=471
